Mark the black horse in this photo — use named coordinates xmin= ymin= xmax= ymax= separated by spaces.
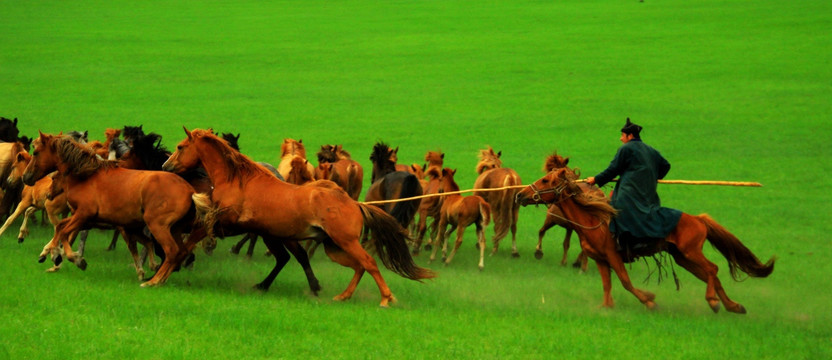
xmin=365 ymin=142 xmax=422 ymax=229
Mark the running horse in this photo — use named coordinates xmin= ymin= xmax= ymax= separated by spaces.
xmin=163 ymin=128 xmax=435 ymax=307
xmin=473 ymin=147 xmax=522 ymax=257
xmin=277 ymin=138 xmax=315 ymax=184
xmin=21 ymin=132 xmax=210 ymax=286
xmin=315 ymin=144 xmax=363 ymax=200
xmin=365 ymin=142 xmax=422 ymax=230
xmin=411 ymin=150 xmax=444 ymax=255
xmin=515 ymin=167 xmax=775 ymax=313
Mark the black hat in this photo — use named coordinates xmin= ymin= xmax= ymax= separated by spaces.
xmin=621 ymin=117 xmax=642 ymax=137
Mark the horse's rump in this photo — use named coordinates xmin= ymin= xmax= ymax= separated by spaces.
xmin=366 ymin=171 xmax=422 ymax=227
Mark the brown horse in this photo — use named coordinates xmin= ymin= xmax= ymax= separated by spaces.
xmin=429 ymin=168 xmax=492 ymax=270
xmin=411 ymin=150 xmax=444 ymax=255
xmin=0 ymin=152 xmax=69 ymax=244
xmin=315 ymin=145 xmax=363 ymax=200
xmin=473 ymin=147 xmax=522 ymax=257
xmin=0 ymin=141 xmax=27 ymax=220
xmin=163 ymin=128 xmax=434 ymax=307
xmin=22 ymin=132 xmax=209 ymax=285
xmin=515 ymin=167 xmax=775 ymax=313
xmin=277 ymin=138 xmax=315 ymax=184
xmin=287 ymin=157 xmax=314 ymax=185
xmin=535 ymin=152 xmax=591 ymax=271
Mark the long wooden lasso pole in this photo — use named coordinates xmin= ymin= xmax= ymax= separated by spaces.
xmin=360 ymin=179 xmax=762 ymax=205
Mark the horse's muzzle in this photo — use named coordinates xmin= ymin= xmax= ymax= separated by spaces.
xmin=515 ymin=192 xmax=530 ymax=206
xmin=22 ymin=173 xmax=36 ymax=186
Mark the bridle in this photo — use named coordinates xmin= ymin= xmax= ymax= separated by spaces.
xmin=528 ymin=180 xmax=570 ymax=204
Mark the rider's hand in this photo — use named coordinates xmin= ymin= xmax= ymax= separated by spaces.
xmin=586 ymin=177 xmax=596 ymax=185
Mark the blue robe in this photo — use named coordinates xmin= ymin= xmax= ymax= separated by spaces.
xmin=594 ymin=139 xmax=681 ymax=239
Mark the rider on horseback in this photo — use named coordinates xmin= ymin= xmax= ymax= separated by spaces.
xmin=586 ymin=118 xmax=682 ymax=252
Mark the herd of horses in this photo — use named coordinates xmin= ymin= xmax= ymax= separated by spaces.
xmin=0 ymin=116 xmax=775 ymax=313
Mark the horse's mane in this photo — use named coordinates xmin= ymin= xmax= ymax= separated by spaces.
xmin=123 ymin=125 xmax=144 ymax=141
xmin=287 ymin=157 xmax=313 ymax=184
xmin=53 ymin=136 xmax=118 ymax=178
xmin=335 ymin=145 xmax=352 ymax=160
xmin=193 ymin=130 xmax=272 ymax=182
xmin=476 ymin=147 xmax=502 ymax=174
xmin=370 ymin=142 xmax=397 ymax=174
xmin=317 ymin=145 xmax=338 ymax=163
xmin=281 ymin=138 xmax=306 ymax=158
xmin=557 ymin=168 xmax=617 ymax=223
xmin=543 ymin=151 xmax=569 ymax=172
xmin=425 ymin=166 xmax=442 ymax=179
xmin=129 ymin=133 xmax=170 ymax=170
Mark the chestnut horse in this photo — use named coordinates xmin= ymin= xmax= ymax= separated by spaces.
xmin=516 ymin=167 xmax=775 ymax=313
xmin=277 ymin=138 xmax=315 ymax=184
xmin=536 ymin=152 xmax=591 ymax=271
xmin=473 ymin=147 xmax=522 ymax=257
xmin=0 ymin=152 xmax=69 ymax=244
xmin=22 ymin=132 xmax=209 ymax=285
xmin=163 ymin=129 xmax=434 ymax=307
xmin=429 ymin=168 xmax=492 ymax=270
xmin=411 ymin=150 xmax=444 ymax=255
xmin=315 ymin=144 xmax=363 ymax=200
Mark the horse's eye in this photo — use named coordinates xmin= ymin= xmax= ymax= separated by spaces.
xmin=177 ymin=145 xmax=183 ymax=150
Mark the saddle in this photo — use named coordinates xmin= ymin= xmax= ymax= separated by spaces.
xmin=616 ymin=232 xmax=664 ymax=263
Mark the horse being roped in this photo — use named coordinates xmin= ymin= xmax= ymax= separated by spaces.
xmin=515 ymin=167 xmax=775 ymax=313
xmin=365 ymin=142 xmax=422 ymax=230
xmin=21 ymin=132 xmax=210 ymax=285
xmin=163 ymin=128 xmax=435 ymax=307
xmin=473 ymin=147 xmax=522 ymax=257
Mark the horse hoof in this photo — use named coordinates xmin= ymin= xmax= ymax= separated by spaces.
xmin=54 ymin=255 xmax=63 ymax=266
xmin=424 ymin=244 xmax=432 ymax=251
xmin=76 ymin=258 xmax=87 ymax=271
xmin=728 ymin=304 xmax=747 ymax=314
xmin=18 ymin=237 xmax=24 ymax=244
xmin=38 ymin=255 xmax=47 ymax=263
xmin=511 ymin=252 xmax=520 ymax=258
xmin=253 ymin=283 xmax=269 ymax=292
xmin=645 ymin=301 xmax=657 ymax=311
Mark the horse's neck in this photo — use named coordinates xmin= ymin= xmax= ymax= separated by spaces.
xmin=557 ymin=197 xmax=602 ymax=230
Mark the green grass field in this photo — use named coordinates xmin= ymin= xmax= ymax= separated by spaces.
xmin=1 ymin=0 xmax=830 ymax=359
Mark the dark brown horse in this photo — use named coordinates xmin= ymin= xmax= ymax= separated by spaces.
xmin=22 ymin=132 xmax=209 ymax=285
xmin=429 ymin=168 xmax=492 ymax=269
xmin=535 ymin=152 xmax=592 ymax=271
xmin=516 ymin=167 xmax=775 ymax=313
xmin=365 ymin=142 xmax=422 ymax=229
xmin=163 ymin=129 xmax=434 ymax=307
xmin=473 ymin=147 xmax=522 ymax=257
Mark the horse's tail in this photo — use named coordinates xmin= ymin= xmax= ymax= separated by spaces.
xmin=192 ymin=193 xmax=219 ymax=245
xmin=490 ymin=172 xmax=521 ymax=241
xmin=699 ymin=214 xmax=775 ymax=280
xmin=347 ymin=162 xmax=363 ymax=200
xmin=478 ymin=200 xmax=492 ymax=228
xmin=358 ymin=203 xmax=436 ymax=281
xmin=389 ymin=173 xmax=422 ymax=228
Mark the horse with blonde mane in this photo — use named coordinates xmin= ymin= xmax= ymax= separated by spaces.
xmin=516 ymin=167 xmax=775 ymax=313
xmin=22 ymin=132 xmax=210 ymax=285
xmin=473 ymin=147 xmax=522 ymax=257
xmin=278 ymin=138 xmax=315 ymax=184
xmin=429 ymin=168 xmax=491 ymax=269
xmin=163 ymin=129 xmax=434 ymax=307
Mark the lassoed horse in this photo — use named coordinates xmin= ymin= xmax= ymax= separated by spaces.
xmin=515 ymin=167 xmax=775 ymax=313
xmin=22 ymin=132 xmax=210 ymax=285
xmin=473 ymin=147 xmax=522 ymax=257
xmin=163 ymin=128 xmax=435 ymax=307
xmin=535 ymin=152 xmax=592 ymax=271
xmin=429 ymin=168 xmax=492 ymax=270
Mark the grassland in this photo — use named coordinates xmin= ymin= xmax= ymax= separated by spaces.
xmin=1 ymin=0 xmax=830 ymax=359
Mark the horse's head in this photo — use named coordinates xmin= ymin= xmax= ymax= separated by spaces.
xmin=220 ymin=132 xmax=241 ymax=151
xmin=317 ymin=144 xmax=338 ymax=163
xmin=370 ymin=142 xmax=398 ymax=182
xmin=515 ymin=168 xmax=578 ymax=206
xmin=476 ymin=147 xmax=502 ymax=174
xmin=162 ymin=127 xmax=205 ymax=174
xmin=0 ymin=117 xmax=21 ymax=143
xmin=438 ymin=168 xmax=460 ymax=192
xmin=543 ymin=151 xmax=570 ymax=173
xmin=315 ymin=162 xmax=333 ymax=180
xmin=22 ymin=131 xmax=60 ymax=186
xmin=7 ymin=151 xmax=31 ymax=188
xmin=122 ymin=125 xmax=144 ymax=146
xmin=66 ymin=130 xmax=88 ymax=144
xmin=287 ymin=157 xmax=313 ymax=185
xmin=104 ymin=128 xmax=122 ymax=141
xmin=410 ymin=163 xmax=425 ymax=179
xmin=281 ymin=138 xmax=306 ymax=158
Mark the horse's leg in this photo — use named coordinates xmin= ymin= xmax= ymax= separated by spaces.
xmin=605 ymin=250 xmax=656 ymax=310
xmin=245 ymin=235 xmax=257 ymax=258
xmin=476 ymin=223 xmax=487 ymax=270
xmin=106 ymin=229 xmax=119 ymax=251
xmin=412 ymin=209 xmax=428 ymax=255
xmin=322 ymin=240 xmax=366 ymax=302
xmin=595 ymin=260 xmax=615 ymax=308
xmin=509 ymin=209 xmax=519 ymax=258
xmin=50 ymin=213 xmax=88 ymax=270
xmin=140 ymin=222 xmax=181 ymax=287
xmin=306 ymin=240 xmax=321 ymax=258
xmin=672 ymin=247 xmax=746 ymax=314
xmin=74 ymin=230 xmax=88 ymax=258
xmin=122 ymin=231 xmax=146 ymax=281
xmin=577 ymin=250 xmax=589 ymax=273
xmin=428 ymin=218 xmax=448 ymax=264
xmin=0 ymin=201 xmax=29 ymax=240
xmin=284 ymin=240 xmax=322 ymax=296
xmin=230 ymin=234 xmax=250 ymax=255
xmin=254 ymin=238 xmax=291 ymax=291
xmin=330 ymin=235 xmax=397 ymax=307
xmin=535 ymin=217 xmax=557 ymax=260
xmin=17 ymin=207 xmax=37 ymax=243
xmin=443 ymin=224 xmax=466 ymax=266
xmin=562 ymin=228 xmax=574 ymax=266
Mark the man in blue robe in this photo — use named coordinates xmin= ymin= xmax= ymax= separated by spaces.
xmin=586 ymin=118 xmax=682 ymax=250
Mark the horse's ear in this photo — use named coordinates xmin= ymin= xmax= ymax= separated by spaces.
xmin=451 ymin=168 xmax=457 ymax=176
xmin=16 ymin=152 xmax=26 ymax=162
xmin=38 ymin=130 xmax=48 ymax=141
xmin=83 ymin=130 xmax=88 ymax=139
xmin=298 ymin=139 xmax=303 ymax=144
xmin=207 ymin=128 xmax=214 ymax=134
xmin=183 ymin=126 xmax=193 ymax=141
xmin=497 ymin=150 xmax=502 ymax=158
xmin=564 ymin=157 xmax=570 ymax=165
xmin=13 ymin=118 xmax=18 ymax=125
xmin=235 ymin=133 xmax=240 ymax=141
xmin=336 ymin=144 xmax=342 ymax=151
xmin=440 ymin=153 xmax=444 ymax=159
xmin=393 ymin=146 xmax=399 ymax=154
